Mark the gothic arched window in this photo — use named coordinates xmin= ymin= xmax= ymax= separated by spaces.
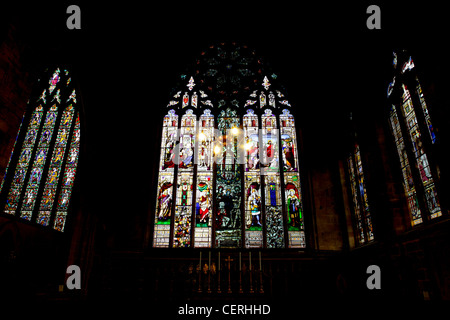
xmin=387 ymin=51 xmax=443 ymax=226
xmin=152 ymin=43 xmax=305 ymax=249
xmin=0 ymin=68 xmax=81 ymax=232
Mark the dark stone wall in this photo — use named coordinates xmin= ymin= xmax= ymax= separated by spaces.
xmin=0 ymin=24 xmax=34 ymax=184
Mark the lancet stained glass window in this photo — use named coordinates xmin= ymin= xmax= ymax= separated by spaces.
xmin=153 ymin=109 xmax=178 ymax=247
xmin=0 ymin=68 xmax=81 ymax=232
xmin=194 ymin=109 xmax=214 ymax=247
xmin=215 ymin=108 xmax=242 ymax=248
xmin=152 ymin=43 xmax=306 ymax=249
xmin=244 ymin=109 xmax=262 ymax=248
xmin=173 ymin=109 xmax=196 ymax=247
xmin=389 ymin=105 xmax=422 ymax=225
xmin=387 ymin=51 xmax=443 ymax=226
xmin=347 ymin=143 xmax=374 ymax=244
xmin=400 ymin=85 xmax=441 ymax=219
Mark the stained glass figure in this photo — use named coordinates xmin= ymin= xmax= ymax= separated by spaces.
xmin=280 ymin=109 xmax=298 ymax=172
xmin=4 ymin=105 xmax=44 ymax=215
xmin=153 ymin=109 xmax=179 ymax=248
xmin=283 ymin=172 xmax=304 ymax=248
xmin=244 ymin=174 xmax=263 ymax=248
xmin=54 ymin=113 xmax=80 ymax=231
xmin=173 ymin=172 xmax=193 ymax=248
xmin=197 ymin=109 xmax=214 ymax=172
xmin=154 ymin=176 xmax=174 ymax=247
xmin=260 ymin=109 xmax=279 ymax=172
xmin=243 ymin=109 xmax=259 ymax=172
xmin=260 ymin=109 xmax=283 ymax=248
xmin=178 ymin=110 xmax=196 ymax=170
xmin=194 ymin=109 xmax=214 ymax=247
xmin=194 ymin=173 xmax=213 ymax=247
xmin=264 ymin=173 xmax=284 ymax=248
xmin=389 ymin=105 xmax=423 ymax=225
xmin=37 ymin=104 xmax=75 ymax=226
xmin=281 ymin=110 xmax=305 ymax=249
xmin=246 ymin=180 xmax=262 ymax=228
xmin=160 ymin=109 xmax=179 ymax=171
xmin=215 ymin=108 xmax=242 ymax=248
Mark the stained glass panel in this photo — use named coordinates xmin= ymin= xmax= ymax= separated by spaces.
xmin=194 ymin=173 xmax=213 ymax=247
xmin=194 ymin=109 xmax=214 ymax=248
xmin=153 ymin=173 xmax=174 ymax=248
xmin=48 ymin=68 xmax=60 ymax=94
xmin=264 ymin=174 xmax=284 ymax=248
xmin=401 ymin=85 xmax=442 ymax=220
xmin=243 ymin=109 xmax=259 ymax=172
xmin=173 ymin=110 xmax=196 ymax=247
xmin=159 ymin=109 xmax=179 ymax=171
xmin=154 ymin=109 xmax=179 ymax=247
xmin=20 ymin=104 xmax=58 ymax=220
xmin=244 ymin=174 xmax=262 ymax=248
xmin=54 ymin=112 xmax=80 ymax=232
xmin=243 ymin=109 xmax=263 ymax=248
xmin=348 ymin=154 xmax=365 ymax=243
xmin=389 ymin=105 xmax=422 ymax=225
xmin=260 ymin=109 xmax=279 ymax=173
xmin=284 ymin=173 xmax=305 ymax=248
xmin=173 ymin=172 xmax=193 ymax=248
xmin=177 ymin=109 xmax=196 ymax=170
xmin=4 ymin=105 xmax=44 ymax=215
xmin=215 ymin=108 xmax=242 ymax=248
xmin=37 ymin=104 xmax=75 ymax=226
xmin=355 ymin=146 xmax=374 ymax=241
xmin=261 ymin=109 xmax=284 ymax=248
xmin=347 ymin=144 xmax=374 ymax=244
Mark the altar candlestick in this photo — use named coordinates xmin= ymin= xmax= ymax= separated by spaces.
xmin=259 ymin=251 xmax=262 ymax=270
xmin=239 ymin=252 xmax=241 ymax=271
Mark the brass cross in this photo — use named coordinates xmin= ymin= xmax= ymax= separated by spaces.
xmin=224 ymin=255 xmax=234 ymax=293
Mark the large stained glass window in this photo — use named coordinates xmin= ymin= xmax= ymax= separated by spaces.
xmin=387 ymin=51 xmax=443 ymax=226
xmin=151 ymin=43 xmax=306 ymax=249
xmin=0 ymin=68 xmax=81 ymax=232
